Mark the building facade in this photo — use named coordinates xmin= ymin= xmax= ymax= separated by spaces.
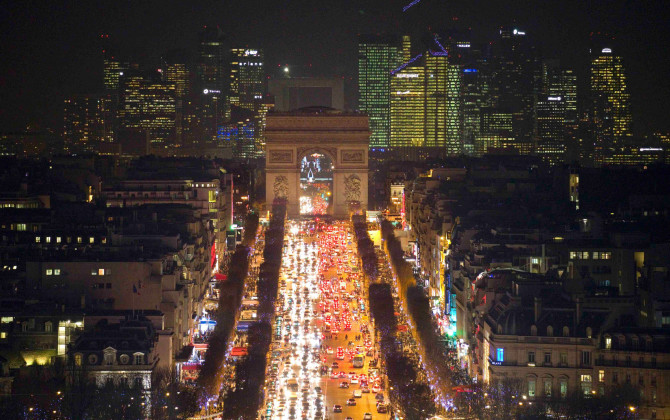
xmin=358 ymin=35 xmax=401 ymax=149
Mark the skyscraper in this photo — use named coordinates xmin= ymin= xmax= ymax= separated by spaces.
xmin=475 ymin=108 xmax=514 ymax=155
xmin=358 ymin=34 xmax=401 ymax=148
xmin=591 ymin=47 xmax=632 ymax=163
xmin=197 ymin=27 xmax=226 ymax=93
xmin=539 ymin=59 xmax=577 ymax=163
xmin=118 ymin=70 xmax=176 ymax=152
xmin=228 ymin=48 xmax=266 ymax=157
xmin=389 ymin=36 xmax=462 ymax=156
xmin=542 ymin=60 xmax=577 ymax=126
xmin=197 ymin=27 xmax=226 ymax=143
xmin=63 ymin=94 xmax=108 ymax=153
xmin=402 ymin=35 xmax=412 ymax=63
xmin=535 ymin=96 xmax=566 ymax=164
xmin=425 ymin=52 xmax=461 ymax=153
xmin=490 ymin=27 xmax=538 ymax=151
xmin=162 ymin=50 xmax=192 ymax=148
xmin=162 ymin=51 xmax=191 ymax=100
xmin=229 ymin=48 xmax=265 ymax=112
xmin=390 ymin=62 xmax=425 ymax=148
xmin=100 ymin=35 xmax=128 ymax=146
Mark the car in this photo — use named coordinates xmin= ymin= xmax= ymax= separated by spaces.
xmin=339 ymin=381 xmax=349 ymax=388
xmin=353 ymin=389 xmax=362 ymax=398
xmin=375 ymin=393 xmax=384 ymax=401
xmin=351 ymin=377 xmax=358 ymax=384
xmin=376 ymin=403 xmax=387 ymax=413
xmin=363 ymin=413 xmax=373 ymax=420
xmin=345 ymin=417 xmax=353 ymax=420
xmin=333 ymin=404 xmax=342 ymax=413
xmin=326 ymin=347 xmax=334 ymax=354
xmin=361 ymin=386 xmax=370 ymax=393
xmin=331 ymin=362 xmax=339 ymax=369
xmin=346 ymin=398 xmax=356 ymax=406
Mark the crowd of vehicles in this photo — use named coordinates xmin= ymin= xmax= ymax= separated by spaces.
xmin=261 ymin=220 xmax=388 ymax=420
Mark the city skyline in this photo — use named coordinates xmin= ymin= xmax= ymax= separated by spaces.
xmin=1 ymin=0 xmax=669 ymax=136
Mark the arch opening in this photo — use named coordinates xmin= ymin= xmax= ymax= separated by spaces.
xmin=299 ymin=152 xmax=333 ymax=215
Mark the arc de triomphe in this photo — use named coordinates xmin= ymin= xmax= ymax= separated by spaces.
xmin=265 ymin=108 xmax=369 ymax=218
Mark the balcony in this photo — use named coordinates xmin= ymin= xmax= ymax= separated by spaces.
xmin=595 ymin=359 xmax=668 ymax=369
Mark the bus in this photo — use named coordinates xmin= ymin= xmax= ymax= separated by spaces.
xmin=353 ymin=354 xmax=364 ymax=368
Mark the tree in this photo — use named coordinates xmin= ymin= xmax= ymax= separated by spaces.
xmin=84 ymin=380 xmax=145 ymax=420
xmin=150 ymin=367 xmax=200 ymax=420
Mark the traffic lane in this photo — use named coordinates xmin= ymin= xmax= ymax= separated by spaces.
xmin=320 ymin=315 xmax=382 ymax=413
xmin=322 ymin=378 xmax=380 ymax=419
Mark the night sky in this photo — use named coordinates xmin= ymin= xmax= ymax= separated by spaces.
xmin=1 ymin=0 xmax=668 ymax=135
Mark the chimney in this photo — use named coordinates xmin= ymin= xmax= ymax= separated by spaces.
xmin=534 ymin=296 xmax=542 ymax=323
xmin=575 ymin=297 xmax=583 ymax=322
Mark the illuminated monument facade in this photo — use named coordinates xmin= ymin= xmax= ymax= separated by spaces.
xmin=265 ymin=108 xmax=369 ymax=218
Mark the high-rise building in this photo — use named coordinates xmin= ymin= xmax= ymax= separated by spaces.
xmin=437 ymin=33 xmax=490 ymax=156
xmin=100 ymin=35 xmax=129 ymax=146
xmin=141 ymin=80 xmax=176 ymax=151
xmin=542 ymin=60 xmax=577 ymax=126
xmin=103 ymin=58 xmax=128 ymax=95
xmin=226 ymin=48 xmax=266 ymax=156
xmin=389 ymin=36 xmax=462 ymax=156
xmin=390 ymin=63 xmax=425 ymax=148
xmin=446 ymin=38 xmax=489 ymax=156
xmin=535 ymin=96 xmax=566 ymax=164
xmin=63 ymin=94 xmax=109 ymax=153
xmin=118 ymin=71 xmax=176 ymax=152
xmin=162 ymin=50 xmax=192 ymax=148
xmin=253 ymin=100 xmax=274 ymax=157
xmin=539 ymin=60 xmax=577 ymax=163
xmin=476 ymin=108 xmax=514 ymax=155
xmin=590 ymin=47 xmax=632 ymax=163
xmin=229 ymin=48 xmax=265 ymax=112
xmin=196 ymin=26 xmax=226 ymax=144
xmin=118 ymin=71 xmax=144 ymax=130
xmin=490 ymin=27 xmax=538 ymax=150
xmin=425 ymin=52 xmax=461 ymax=153
xmin=358 ymin=35 xmax=401 ymax=149
xmin=197 ymin=27 xmax=226 ymax=93
xmin=162 ymin=51 xmax=191 ymax=100
xmin=402 ymin=35 xmax=412 ymax=63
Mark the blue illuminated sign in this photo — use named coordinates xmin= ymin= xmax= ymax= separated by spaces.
xmin=463 ymin=69 xmax=478 ymax=73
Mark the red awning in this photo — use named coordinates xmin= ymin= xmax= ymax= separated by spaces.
xmin=231 ymin=347 xmax=248 ymax=357
xmin=397 ymin=325 xmax=408 ymax=332
xmin=214 ymin=273 xmax=228 ymax=281
xmin=182 ymin=364 xmax=201 ymax=371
